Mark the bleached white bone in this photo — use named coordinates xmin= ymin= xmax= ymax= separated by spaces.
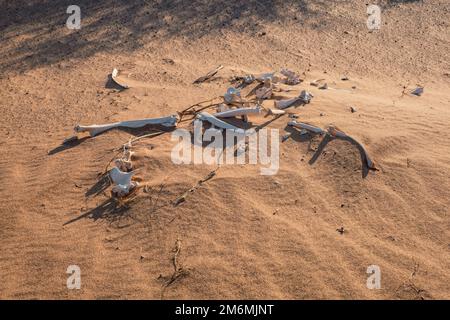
xmin=275 ymin=90 xmax=313 ymax=109
xmin=196 ymin=112 xmax=245 ymax=134
xmin=288 ymin=121 xmax=326 ymax=134
xmin=266 ymin=108 xmax=286 ymax=116
xmin=111 ymin=68 xmax=129 ymax=89
xmin=280 ymin=69 xmax=301 ymax=85
xmin=256 ymin=72 xmax=278 ymax=82
xmin=109 ymin=167 xmax=138 ymax=197
xmin=114 ymin=149 xmax=134 ymax=172
xmin=214 ymin=107 xmax=261 ymax=118
xmin=75 ymin=115 xmax=177 ymax=137
xmin=275 ymin=96 xmax=301 ymax=109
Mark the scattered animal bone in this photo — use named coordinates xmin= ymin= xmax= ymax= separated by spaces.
xmin=75 ymin=115 xmax=178 ymax=137
xmin=411 ymin=87 xmax=424 ymax=96
xmin=319 ymin=83 xmax=328 ymax=90
xmin=256 ymin=72 xmax=277 ymax=82
xmin=266 ymin=108 xmax=286 ymax=116
xmin=326 ymin=126 xmax=375 ymax=169
xmin=300 ymin=90 xmax=314 ymax=103
xmin=193 ymin=65 xmax=224 ymax=84
xmin=288 ymin=120 xmax=326 ymax=134
xmin=109 ymin=167 xmax=138 ymax=198
xmin=111 ymin=68 xmax=130 ymax=89
xmin=196 ymin=112 xmax=245 ymax=133
xmin=310 ymin=79 xmax=325 ymax=87
xmin=216 ymin=104 xmax=230 ymax=113
xmin=280 ymin=68 xmax=301 ymax=85
xmin=213 ymin=107 xmax=261 ymax=118
xmin=114 ymin=147 xmax=134 ymax=172
xmin=255 ymin=78 xmax=273 ymax=99
xmin=243 ymin=75 xmax=256 ymax=84
xmin=275 ymin=90 xmax=314 ymax=109
xmin=63 ymin=135 xmax=78 ymax=145
xmin=289 ymin=121 xmax=376 ymax=170
xmin=256 ymin=86 xmax=273 ymax=99
xmin=281 ymin=133 xmax=291 ymax=142
xmin=224 ymin=87 xmax=242 ymax=104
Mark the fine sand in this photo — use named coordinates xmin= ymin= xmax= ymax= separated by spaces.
xmin=0 ymin=0 xmax=449 ymax=299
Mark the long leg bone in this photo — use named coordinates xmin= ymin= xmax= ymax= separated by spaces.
xmin=275 ymin=90 xmax=314 ymax=109
xmin=213 ymin=107 xmax=261 ymax=118
xmin=75 ymin=115 xmax=178 ymax=137
xmin=288 ymin=120 xmax=326 ymax=134
xmin=196 ymin=112 xmax=245 ymax=134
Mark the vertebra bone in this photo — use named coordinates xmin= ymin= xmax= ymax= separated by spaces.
xmin=109 ymin=167 xmax=138 ymax=197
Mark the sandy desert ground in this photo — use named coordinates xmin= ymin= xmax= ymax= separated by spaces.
xmin=0 ymin=0 xmax=449 ymax=299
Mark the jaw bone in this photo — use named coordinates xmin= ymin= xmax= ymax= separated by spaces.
xmin=75 ymin=115 xmax=178 ymax=137
xmin=196 ymin=112 xmax=245 ymax=134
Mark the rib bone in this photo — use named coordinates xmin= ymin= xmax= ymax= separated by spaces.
xmin=75 ymin=115 xmax=177 ymax=137
xmin=326 ymin=126 xmax=375 ymax=169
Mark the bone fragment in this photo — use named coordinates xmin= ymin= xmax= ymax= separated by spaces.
xmin=193 ymin=65 xmax=224 ymax=84
xmin=75 ymin=115 xmax=177 ymax=137
xmin=326 ymin=126 xmax=375 ymax=169
xmin=280 ymin=69 xmax=301 ymax=85
xmin=109 ymin=167 xmax=138 ymax=197
xmin=275 ymin=90 xmax=314 ymax=109
xmin=196 ymin=112 xmax=245 ymax=134
xmin=288 ymin=121 xmax=326 ymax=134
xmin=111 ymin=68 xmax=130 ymax=89
xmin=214 ymin=107 xmax=261 ymax=118
xmin=224 ymin=87 xmax=241 ymax=104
